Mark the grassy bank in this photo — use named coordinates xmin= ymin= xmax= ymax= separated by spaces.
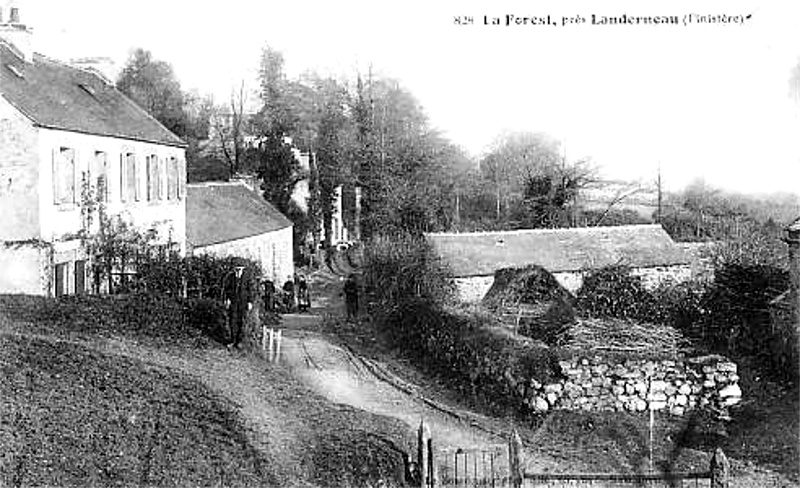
xmin=0 ymin=293 xmax=414 ymax=487
xmin=0 ymin=335 xmax=269 ymax=487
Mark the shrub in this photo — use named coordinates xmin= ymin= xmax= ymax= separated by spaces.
xmin=379 ymin=298 xmax=560 ymax=416
xmin=703 ymin=263 xmax=790 ymax=358
xmin=183 ymin=297 xmax=228 ymax=343
xmin=576 ymin=265 xmax=657 ymax=322
xmin=649 ymin=280 xmax=708 ymax=336
xmin=362 ymin=232 xmax=455 ymax=310
xmin=0 ymin=293 xmax=209 ymax=347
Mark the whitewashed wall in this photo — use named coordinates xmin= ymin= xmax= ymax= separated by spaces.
xmin=192 ymin=226 xmax=294 ymax=284
xmin=455 ymin=264 xmax=693 ymax=302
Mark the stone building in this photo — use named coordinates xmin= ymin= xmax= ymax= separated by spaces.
xmin=0 ymin=5 xmax=187 ymax=296
xmin=426 ymin=224 xmax=691 ymax=302
xmin=186 ymin=181 xmax=294 ymax=283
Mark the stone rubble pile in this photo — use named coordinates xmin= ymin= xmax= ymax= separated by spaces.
xmin=526 ymin=354 xmax=742 ymax=417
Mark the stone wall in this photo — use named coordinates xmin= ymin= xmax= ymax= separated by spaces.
xmin=526 ymin=354 xmax=742 ymax=417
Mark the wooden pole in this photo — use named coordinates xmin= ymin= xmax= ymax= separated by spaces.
xmin=508 ymin=430 xmax=523 ymax=488
xmin=268 ymin=328 xmax=275 ymax=361
xmin=417 ymin=420 xmax=428 ymax=488
xmin=275 ymin=329 xmax=282 ymax=363
xmin=710 ymin=448 xmax=729 ymax=488
xmin=427 ymin=437 xmax=435 ymax=487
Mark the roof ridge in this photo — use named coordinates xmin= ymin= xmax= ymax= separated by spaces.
xmin=425 ymin=224 xmax=664 ymax=237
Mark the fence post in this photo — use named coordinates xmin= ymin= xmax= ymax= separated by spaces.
xmin=275 ymin=329 xmax=282 ymax=363
xmin=427 ymin=437 xmax=435 ymax=487
xmin=261 ymin=325 xmax=267 ymax=352
xmin=710 ymin=448 xmax=729 ymax=488
xmin=417 ymin=420 xmax=430 ymax=488
xmin=508 ymin=430 xmax=523 ymax=488
xmin=268 ymin=328 xmax=275 ymax=361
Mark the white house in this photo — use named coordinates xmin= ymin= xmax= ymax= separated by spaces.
xmin=186 ymin=181 xmax=294 ymax=283
xmin=426 ymin=224 xmax=691 ymax=302
xmin=0 ymin=5 xmax=187 ymax=296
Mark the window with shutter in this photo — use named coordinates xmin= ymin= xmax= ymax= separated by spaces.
xmin=53 ymin=147 xmax=76 ymax=205
xmin=119 ymin=154 xmax=126 ymax=202
xmin=157 ymin=156 xmax=165 ymax=200
xmin=177 ymin=158 xmax=186 ymax=199
xmin=94 ymin=151 xmax=108 ymax=202
xmin=167 ymin=156 xmax=178 ymax=200
xmin=133 ymin=154 xmax=142 ymax=201
xmin=146 ymin=155 xmax=156 ymax=201
xmin=125 ymin=153 xmax=137 ymax=202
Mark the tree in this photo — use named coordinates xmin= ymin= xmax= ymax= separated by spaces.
xmin=511 ymin=157 xmax=596 ymax=228
xmin=479 ymin=132 xmax=563 ymax=221
xmin=211 ymin=81 xmax=249 ymax=178
xmin=117 ymin=48 xmax=188 ymax=138
xmin=251 ymin=130 xmax=304 ymax=215
xmin=256 ymin=46 xmax=298 ymax=136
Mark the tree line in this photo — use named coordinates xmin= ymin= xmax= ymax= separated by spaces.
xmin=114 ymin=46 xmax=799 ymax=256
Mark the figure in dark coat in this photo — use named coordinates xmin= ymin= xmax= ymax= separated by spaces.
xmin=297 ymin=275 xmax=310 ymax=312
xmin=222 ymin=266 xmax=252 ymax=349
xmin=343 ymin=274 xmax=359 ymax=320
xmin=282 ymin=277 xmax=295 ymax=313
xmin=262 ymin=278 xmax=275 ymax=312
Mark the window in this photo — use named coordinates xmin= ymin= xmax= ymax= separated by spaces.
xmin=177 ymin=158 xmax=186 ymax=199
xmin=167 ymin=156 xmax=178 ymax=200
xmin=54 ymin=262 xmax=69 ymax=297
xmin=94 ymin=151 xmax=108 ymax=202
xmin=146 ymin=155 xmax=159 ymax=201
xmin=53 ymin=147 xmax=76 ymax=205
xmin=122 ymin=152 xmax=137 ymax=202
xmin=157 ymin=156 xmax=166 ymax=200
xmin=133 ymin=154 xmax=142 ymax=201
xmin=74 ymin=260 xmax=86 ymax=295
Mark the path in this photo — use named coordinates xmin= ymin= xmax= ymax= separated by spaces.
xmin=277 ymin=317 xmax=503 ymax=449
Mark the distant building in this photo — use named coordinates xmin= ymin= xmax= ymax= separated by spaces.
xmin=186 ymin=181 xmax=294 ymax=283
xmin=0 ymin=3 xmax=187 ymax=296
xmin=426 ymin=224 xmax=691 ymax=302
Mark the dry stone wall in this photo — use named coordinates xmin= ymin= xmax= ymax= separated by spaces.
xmin=526 ymin=354 xmax=741 ymax=417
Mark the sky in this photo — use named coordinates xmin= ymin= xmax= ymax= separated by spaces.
xmin=17 ymin=0 xmax=800 ymax=195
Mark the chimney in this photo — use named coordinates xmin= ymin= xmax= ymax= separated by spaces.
xmin=0 ymin=2 xmax=34 ymax=62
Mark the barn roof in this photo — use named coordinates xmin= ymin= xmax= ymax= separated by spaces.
xmin=187 ymin=182 xmax=292 ymax=248
xmin=426 ymin=224 xmax=689 ymax=277
xmin=0 ymin=42 xmax=185 ymax=147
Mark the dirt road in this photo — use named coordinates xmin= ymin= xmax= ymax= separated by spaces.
xmin=277 ymin=320 xmax=504 ymax=450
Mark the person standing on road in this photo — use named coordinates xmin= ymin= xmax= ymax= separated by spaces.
xmin=297 ymin=275 xmax=311 ymax=312
xmin=223 ymin=266 xmax=252 ymax=350
xmin=343 ymin=273 xmax=359 ymax=320
xmin=282 ymin=276 xmax=295 ymax=313
xmin=262 ymin=278 xmax=275 ymax=312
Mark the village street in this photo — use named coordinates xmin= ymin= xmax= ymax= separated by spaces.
xmin=274 ymin=268 xmax=515 ymax=457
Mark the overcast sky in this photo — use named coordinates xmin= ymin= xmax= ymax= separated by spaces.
xmin=19 ymin=0 xmax=800 ymax=195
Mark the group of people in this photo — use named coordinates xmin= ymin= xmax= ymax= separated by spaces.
xmin=262 ymin=274 xmax=311 ymax=314
xmin=222 ymin=267 xmax=361 ymax=351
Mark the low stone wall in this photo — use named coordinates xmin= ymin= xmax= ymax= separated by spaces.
xmin=527 ymin=354 xmax=742 ymax=417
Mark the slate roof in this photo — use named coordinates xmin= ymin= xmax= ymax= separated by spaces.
xmin=187 ymin=182 xmax=292 ymax=248
xmin=426 ymin=224 xmax=689 ymax=278
xmin=0 ymin=42 xmax=185 ymax=147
